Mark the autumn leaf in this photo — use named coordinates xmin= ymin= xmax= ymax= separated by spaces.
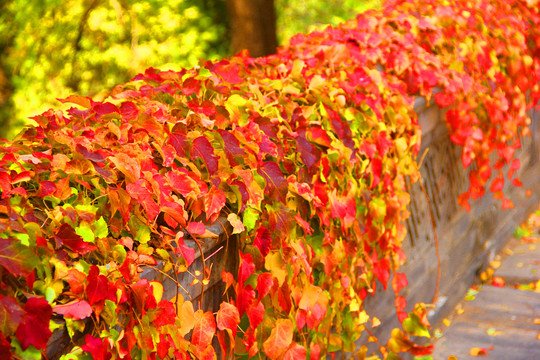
xmin=53 ymin=299 xmax=93 ymax=320
xmin=192 ymin=311 xmax=217 ymax=352
xmin=470 ymin=346 xmax=494 ymax=356
xmin=257 ymin=161 xmax=287 ymax=198
xmin=213 ymin=61 xmax=243 ymax=84
xmin=253 ymin=226 xmax=272 ymax=257
xmin=0 ymin=295 xmax=25 ymax=334
xmin=15 ymin=297 xmax=52 ymax=350
xmin=262 ymin=318 xmax=294 ymax=359
xmin=204 ymin=187 xmax=226 ymax=222
xmin=227 ymin=213 xmax=245 ymax=235
xmin=192 ymin=136 xmax=219 ymax=176
xmin=217 ymin=302 xmax=240 ymax=338
xmin=81 ymin=335 xmax=112 ymax=360
xmin=247 ymin=301 xmax=265 ymax=329
xmin=54 ymin=223 xmax=97 ymax=255
xmin=0 ymin=238 xmax=39 ymax=277
xmin=283 ymin=343 xmax=307 ymax=360
xmin=392 ymin=273 xmax=408 ymax=294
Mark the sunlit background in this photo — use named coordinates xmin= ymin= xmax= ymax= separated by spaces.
xmin=0 ymin=0 xmax=380 ymax=139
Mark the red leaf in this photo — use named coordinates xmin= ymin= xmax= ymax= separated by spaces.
xmin=377 ymin=132 xmax=393 ymax=158
xmin=306 ymin=127 xmax=332 ymax=148
xmin=86 ymin=266 xmax=109 ymax=305
xmin=167 ymin=169 xmax=198 ymax=197
xmin=324 ymin=104 xmax=354 ymax=149
xmin=217 ymin=302 xmax=240 ymax=338
xmin=213 ymin=61 xmax=243 ymax=84
xmin=254 ymin=226 xmax=272 ymax=257
xmin=186 ymin=222 xmax=206 ymax=236
xmin=92 ymin=101 xmax=119 ymax=119
xmin=15 ymin=297 xmax=52 ymax=350
xmin=296 ymin=133 xmax=319 ymax=169
xmin=490 ymin=176 xmax=504 ymax=193
xmin=258 ymin=161 xmax=287 ymax=195
xmin=119 ymin=101 xmax=139 ymax=120
xmin=410 ymin=344 xmax=434 ymax=356
xmin=0 ymin=333 xmax=11 ymax=360
xmin=54 ymin=223 xmax=97 ymax=255
xmin=192 ymin=136 xmax=219 ymax=175
xmin=283 ymin=343 xmax=307 ymax=360
xmin=176 ymin=235 xmax=195 ymax=266
xmin=262 ymin=318 xmax=294 ymax=359
xmin=359 ymin=141 xmax=377 ymax=159
xmin=192 ymin=311 xmax=217 ymax=352
xmin=373 ymin=257 xmax=391 ymax=290
xmin=218 ymin=129 xmax=245 ymax=156
xmin=237 ymin=285 xmax=255 ymax=316
xmin=392 ymin=273 xmax=408 ymax=294
xmin=256 ymin=273 xmax=274 ymax=300
xmin=239 ymin=252 xmax=255 ymax=285
xmin=247 ymin=301 xmax=265 ymax=329
xmin=37 ymin=180 xmax=56 ymax=197
xmin=81 ymin=335 xmax=112 ymax=360
xmin=153 ymin=300 xmax=176 ymax=327
xmin=53 ymin=299 xmax=93 ymax=320
xmin=369 ymin=157 xmax=382 ymax=188
xmin=204 ymin=187 xmax=226 ymax=221
xmin=310 ymin=343 xmax=321 ymax=360
xmin=395 ymin=295 xmax=407 ymax=312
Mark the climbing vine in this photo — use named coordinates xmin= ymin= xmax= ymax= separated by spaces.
xmin=0 ymin=0 xmax=538 ymax=359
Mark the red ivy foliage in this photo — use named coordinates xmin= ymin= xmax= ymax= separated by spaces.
xmin=0 ymin=0 xmax=539 ymax=359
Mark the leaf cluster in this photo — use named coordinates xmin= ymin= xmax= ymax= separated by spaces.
xmin=0 ymin=0 xmax=538 ymax=359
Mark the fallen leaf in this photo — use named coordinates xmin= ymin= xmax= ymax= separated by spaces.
xmin=469 ymin=346 xmax=493 ymax=356
xmin=491 ymin=276 xmax=505 ymax=287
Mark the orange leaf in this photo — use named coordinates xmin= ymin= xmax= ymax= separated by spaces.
xmin=192 ymin=311 xmax=216 ymax=352
xmin=469 ymin=346 xmax=493 ymax=356
xmin=217 ymin=302 xmax=240 ymax=338
xmin=262 ymin=318 xmax=294 ymax=359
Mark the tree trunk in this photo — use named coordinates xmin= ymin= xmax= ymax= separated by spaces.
xmin=0 ymin=1 xmax=14 ymax=140
xmin=225 ymin=0 xmax=278 ymax=58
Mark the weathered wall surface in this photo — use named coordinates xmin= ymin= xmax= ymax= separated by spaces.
xmin=360 ymin=100 xmax=540 ymax=355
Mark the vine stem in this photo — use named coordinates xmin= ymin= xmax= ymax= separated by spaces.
xmin=418 ymin=176 xmax=441 ymax=305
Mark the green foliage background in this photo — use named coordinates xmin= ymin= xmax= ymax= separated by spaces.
xmin=0 ymin=0 xmax=380 ymax=139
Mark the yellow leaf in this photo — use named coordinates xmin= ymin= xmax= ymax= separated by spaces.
xmin=443 ymin=318 xmax=451 ymax=327
xmin=149 ymin=281 xmax=163 ymax=303
xmin=265 ymin=252 xmax=287 ymax=286
xmin=372 ymin=317 xmax=381 ymax=328
xmin=180 ymin=301 xmax=196 ymax=337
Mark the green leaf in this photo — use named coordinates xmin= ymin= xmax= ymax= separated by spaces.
xmin=135 ymin=225 xmax=151 ymax=244
xmin=402 ymin=314 xmax=430 ymax=338
xmin=75 ymin=222 xmax=95 ymax=243
xmin=11 ymin=341 xmax=42 ymax=360
xmin=94 ymin=217 xmax=108 ymax=239
xmin=242 ymin=207 xmax=259 ymax=232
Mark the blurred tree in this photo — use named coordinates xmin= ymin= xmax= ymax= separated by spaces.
xmin=275 ymin=0 xmax=381 ymax=44
xmin=0 ymin=0 xmax=381 ymax=139
xmin=0 ymin=0 xmax=229 ymax=139
xmin=225 ymin=0 xmax=278 ymax=57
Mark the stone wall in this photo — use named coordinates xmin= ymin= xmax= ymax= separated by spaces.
xmin=359 ymin=99 xmax=540 ymax=355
